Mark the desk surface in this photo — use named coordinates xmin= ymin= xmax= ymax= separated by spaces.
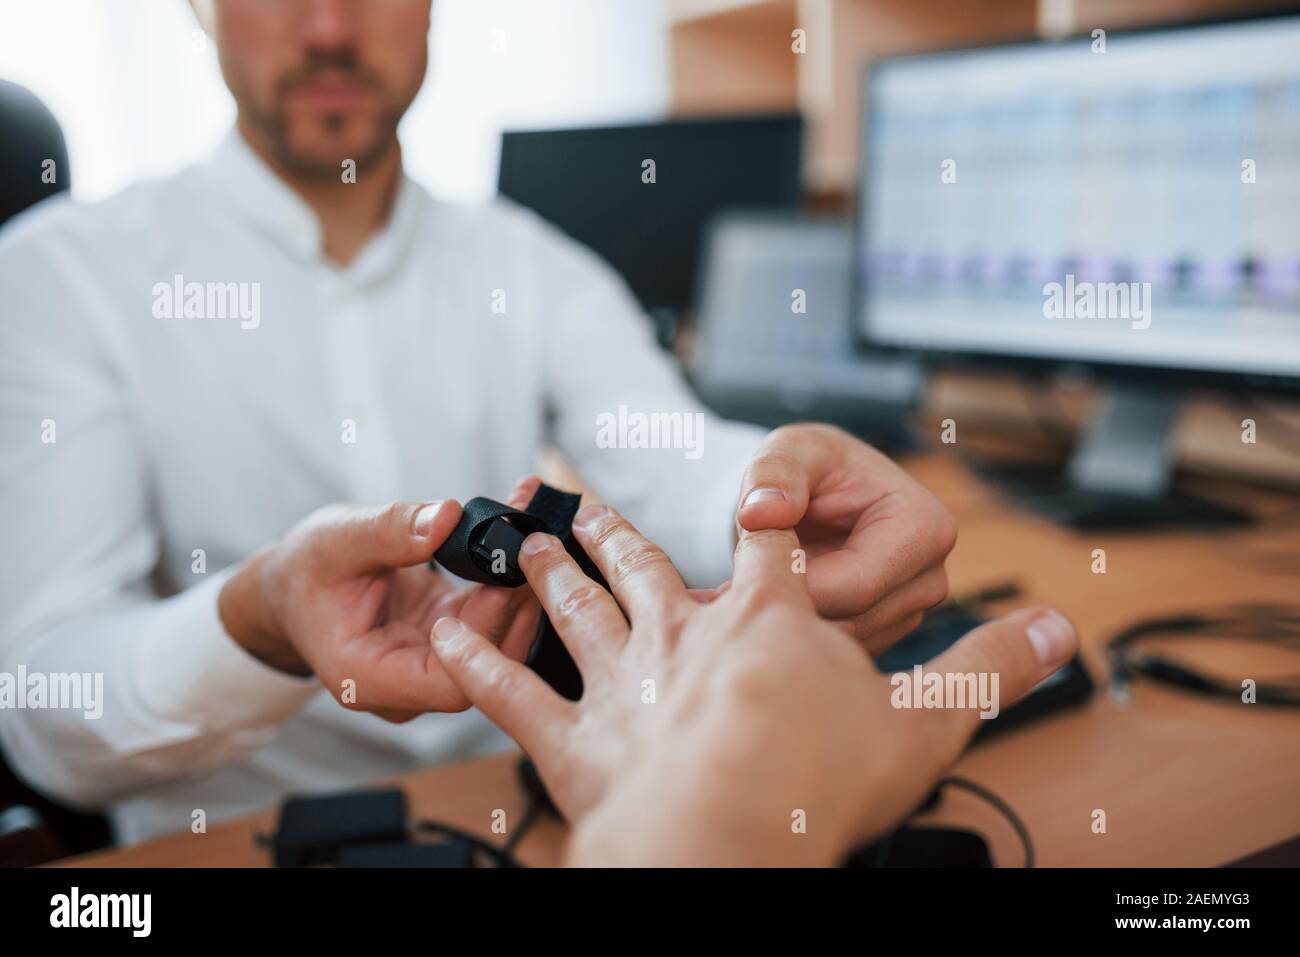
xmin=63 ymin=452 xmax=1300 ymax=867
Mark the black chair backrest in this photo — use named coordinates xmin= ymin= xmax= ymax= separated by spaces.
xmin=0 ymin=78 xmax=71 ymax=227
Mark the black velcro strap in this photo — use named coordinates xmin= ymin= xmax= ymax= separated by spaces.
xmin=432 ymin=497 xmax=551 ymax=588
xmin=523 ymin=483 xmax=585 ymax=539
xmin=430 ymin=483 xmax=603 ymax=700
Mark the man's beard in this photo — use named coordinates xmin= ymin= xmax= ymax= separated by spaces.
xmin=246 ymin=53 xmax=399 ymax=180
xmin=248 ymin=105 xmax=400 ymax=180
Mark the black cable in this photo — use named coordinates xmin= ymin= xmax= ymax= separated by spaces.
xmin=412 ymin=819 xmax=524 ymax=868
xmin=933 ymin=580 xmax=1023 ymax=617
xmin=501 ymin=797 xmax=542 ymax=857
xmin=940 ymin=775 xmax=1035 ymax=868
xmin=1106 ymin=605 xmax=1300 ymax=706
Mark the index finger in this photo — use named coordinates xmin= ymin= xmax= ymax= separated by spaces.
xmin=732 ymin=527 xmax=812 ymax=608
xmin=431 ymin=617 xmax=576 ymax=763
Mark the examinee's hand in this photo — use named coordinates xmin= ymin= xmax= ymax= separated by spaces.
xmin=218 ymin=479 xmax=543 ymax=722
xmin=430 ymin=504 xmax=1078 ymax=866
xmin=736 ymin=423 xmax=957 ymax=655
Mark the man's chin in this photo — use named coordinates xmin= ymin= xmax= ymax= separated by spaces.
xmin=277 ymin=122 xmax=392 ymax=178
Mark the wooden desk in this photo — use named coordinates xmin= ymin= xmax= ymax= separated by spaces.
xmin=63 ymin=453 xmax=1300 ymax=867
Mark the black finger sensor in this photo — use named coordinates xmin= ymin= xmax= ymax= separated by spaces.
xmin=433 ymin=497 xmax=551 ymax=587
xmin=430 ymin=483 xmax=607 ymax=702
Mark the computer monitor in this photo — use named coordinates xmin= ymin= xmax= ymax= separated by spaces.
xmin=856 ymin=13 xmax=1300 ymax=526
xmin=688 ymin=213 xmax=921 ymax=444
xmin=498 ymin=114 xmax=802 ymax=322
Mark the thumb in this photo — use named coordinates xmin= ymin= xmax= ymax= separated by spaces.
xmin=922 ymin=607 xmax=1078 ymax=755
xmin=314 ymin=500 xmax=462 ymax=579
xmin=736 ymin=444 xmax=815 ymax=533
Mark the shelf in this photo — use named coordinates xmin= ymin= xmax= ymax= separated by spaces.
xmin=667 ymin=0 xmax=1282 ymax=195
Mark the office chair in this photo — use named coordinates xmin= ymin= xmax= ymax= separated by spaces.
xmin=0 ymin=79 xmax=112 ymax=864
xmin=0 ymin=78 xmax=71 ymax=224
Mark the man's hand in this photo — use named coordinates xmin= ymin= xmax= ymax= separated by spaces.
xmin=737 ymin=422 xmax=956 ymax=654
xmin=430 ymin=505 xmax=1077 ymax=866
xmin=218 ymin=480 xmax=542 ymax=722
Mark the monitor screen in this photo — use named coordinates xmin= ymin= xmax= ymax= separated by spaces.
xmin=857 ymin=15 xmax=1300 ymax=383
xmin=499 ymin=115 xmax=802 ymax=314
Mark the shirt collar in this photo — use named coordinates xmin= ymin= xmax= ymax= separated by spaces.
xmin=202 ymin=127 xmax=423 ymax=286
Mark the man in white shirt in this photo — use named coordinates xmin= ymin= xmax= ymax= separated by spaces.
xmin=0 ymin=0 xmax=954 ymax=844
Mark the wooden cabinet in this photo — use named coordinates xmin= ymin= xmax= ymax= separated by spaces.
xmin=669 ymin=0 xmax=1293 ymax=198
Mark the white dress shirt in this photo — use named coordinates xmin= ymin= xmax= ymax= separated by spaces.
xmin=0 ymin=131 xmax=764 ymax=843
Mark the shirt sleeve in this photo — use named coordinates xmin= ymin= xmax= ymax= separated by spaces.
xmin=0 ymin=214 xmax=319 ymax=810
xmin=533 ymin=220 xmax=767 ymax=587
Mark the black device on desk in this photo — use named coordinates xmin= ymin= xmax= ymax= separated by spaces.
xmin=498 ymin=113 xmax=802 ymax=346
xmin=855 ymin=11 xmax=1300 ymax=529
xmin=876 ymin=604 xmax=1094 ymax=740
xmin=261 ymin=788 xmax=522 ymax=868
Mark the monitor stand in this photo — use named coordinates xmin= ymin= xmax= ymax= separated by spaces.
xmin=977 ymin=385 xmax=1251 ymax=531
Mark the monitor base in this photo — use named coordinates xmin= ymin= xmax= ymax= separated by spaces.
xmin=975 ymin=462 xmax=1252 ymax=531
